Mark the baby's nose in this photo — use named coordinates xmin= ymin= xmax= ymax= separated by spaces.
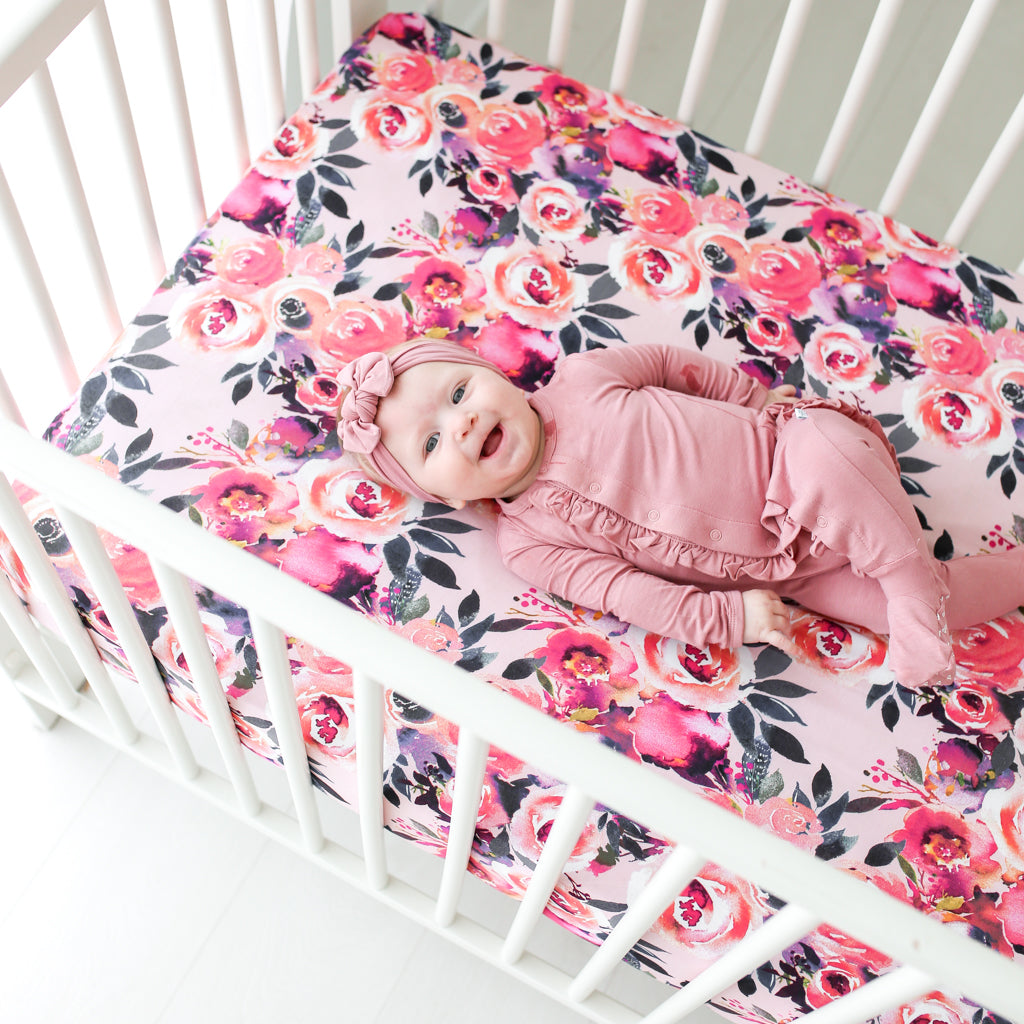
xmin=454 ymin=410 xmax=477 ymax=438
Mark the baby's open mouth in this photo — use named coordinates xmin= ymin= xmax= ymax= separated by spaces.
xmin=481 ymin=424 xmax=503 ymax=458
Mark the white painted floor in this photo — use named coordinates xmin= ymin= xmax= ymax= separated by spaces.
xmin=2 ymin=1 xmax=1023 ymax=1022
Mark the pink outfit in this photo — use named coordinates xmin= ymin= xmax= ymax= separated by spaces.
xmin=496 ymin=344 xmax=1023 ymax=683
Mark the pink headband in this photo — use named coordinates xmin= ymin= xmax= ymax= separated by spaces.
xmin=338 ymin=341 xmax=508 ymax=503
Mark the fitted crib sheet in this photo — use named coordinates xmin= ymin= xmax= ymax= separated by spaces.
xmin=8 ymin=12 xmax=1024 ymax=1022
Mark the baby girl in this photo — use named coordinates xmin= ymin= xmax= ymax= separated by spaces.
xmin=339 ymin=339 xmax=1024 ymax=688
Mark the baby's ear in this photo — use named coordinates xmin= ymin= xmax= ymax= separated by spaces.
xmin=442 ymin=497 xmax=466 ymax=511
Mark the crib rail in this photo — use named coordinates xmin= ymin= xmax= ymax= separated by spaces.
xmin=1 ymin=425 xmax=1021 ymax=1024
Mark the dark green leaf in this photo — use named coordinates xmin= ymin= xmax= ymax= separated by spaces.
xmin=458 ymin=590 xmax=480 ymax=626
xmin=105 ymin=391 xmax=138 ymax=427
xmin=415 ymin=552 xmax=458 ymax=589
xmin=812 ymin=764 xmax=832 ymax=807
xmin=760 ymin=722 xmax=809 ymax=763
xmin=125 ymin=428 xmax=153 ymax=464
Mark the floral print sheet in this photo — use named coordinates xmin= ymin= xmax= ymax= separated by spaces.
xmin=7 ymin=12 xmax=1024 ymax=1023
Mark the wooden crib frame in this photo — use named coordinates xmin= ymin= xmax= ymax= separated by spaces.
xmin=1 ymin=2 xmax=1022 ymax=1022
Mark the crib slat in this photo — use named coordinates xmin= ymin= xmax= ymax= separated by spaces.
xmin=501 ymin=783 xmax=595 ymax=964
xmin=354 ymin=669 xmax=389 ymax=890
xmin=569 ymin=843 xmax=706 ymax=1002
xmin=331 ymin=0 xmax=354 ymax=60
xmin=675 ymin=0 xmax=729 ymax=125
xmin=744 ymin=0 xmax=813 ymax=158
xmin=799 ymin=965 xmax=936 ymax=1024
xmin=944 ymin=87 xmax=1024 ymax=247
xmin=878 ymin=0 xmax=998 ymax=216
xmin=811 ymin=0 xmax=903 ymax=188
xmin=0 ymin=161 xmax=77 ymax=405
xmin=639 ymin=904 xmax=823 ymax=1024
xmin=609 ymin=0 xmax=647 ymax=96
xmin=296 ymin=0 xmax=320 ymax=97
xmin=211 ymin=0 xmax=250 ymax=175
xmin=547 ymin=0 xmax=575 ymax=70
xmin=0 ymin=473 xmax=137 ymax=743
xmin=30 ymin=62 xmax=122 ymax=340
xmin=435 ymin=728 xmax=489 ymax=927
xmin=150 ymin=559 xmax=261 ymax=818
xmin=55 ymin=505 xmax=199 ymax=779
xmin=153 ymin=0 xmax=206 ymax=225
xmin=487 ymin=0 xmax=508 ymax=44
xmin=0 ymin=571 xmax=79 ymax=711
xmin=256 ymin=0 xmax=285 ymax=137
xmin=92 ymin=1 xmax=164 ymax=282
xmin=250 ymin=613 xmax=325 ymax=853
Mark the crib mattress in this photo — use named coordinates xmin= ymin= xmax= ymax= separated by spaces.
xmin=12 ymin=12 xmax=1024 ymax=1021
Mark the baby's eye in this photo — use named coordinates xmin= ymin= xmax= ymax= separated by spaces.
xmin=425 ymin=433 xmax=439 ymax=454
xmin=452 ymin=385 xmax=465 ymax=404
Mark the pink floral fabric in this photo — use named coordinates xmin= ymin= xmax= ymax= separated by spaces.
xmin=9 ymin=13 xmax=1024 ymax=1021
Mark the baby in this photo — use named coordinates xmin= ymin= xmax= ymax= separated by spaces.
xmin=339 ymin=339 xmax=1024 ymax=688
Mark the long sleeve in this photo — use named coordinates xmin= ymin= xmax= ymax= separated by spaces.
xmin=576 ymin=343 xmax=769 ymax=407
xmin=497 ymin=523 xmax=746 ymax=648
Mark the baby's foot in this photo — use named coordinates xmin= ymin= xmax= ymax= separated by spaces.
xmin=886 ymin=594 xmax=956 ymax=689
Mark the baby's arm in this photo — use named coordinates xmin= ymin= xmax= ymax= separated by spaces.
xmin=581 ymin=344 xmax=773 ymax=407
xmin=500 ymin=532 xmax=745 ymax=647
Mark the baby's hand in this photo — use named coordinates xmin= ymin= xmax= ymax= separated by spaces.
xmin=741 ymin=589 xmax=799 ymax=657
xmin=763 ymin=384 xmax=799 ymax=408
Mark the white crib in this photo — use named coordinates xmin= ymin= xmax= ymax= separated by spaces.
xmin=1 ymin=2 xmax=1022 ymax=1023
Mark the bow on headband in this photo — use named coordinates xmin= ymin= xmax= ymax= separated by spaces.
xmin=338 ymin=351 xmax=393 ymax=455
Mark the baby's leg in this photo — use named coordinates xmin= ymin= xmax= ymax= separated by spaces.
xmin=771 ymin=409 xmax=953 ymax=687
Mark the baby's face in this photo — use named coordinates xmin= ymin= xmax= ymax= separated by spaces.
xmin=375 ymin=360 xmax=544 ymax=508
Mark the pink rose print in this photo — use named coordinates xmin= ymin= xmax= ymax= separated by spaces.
xmin=532 ymin=626 xmax=639 ymax=717
xmin=170 ymin=282 xmax=272 ymax=361
xmin=746 ymin=311 xmax=802 ymax=357
xmin=684 ymin=226 xmax=750 ymax=281
xmin=609 ymin=231 xmax=711 ymax=308
xmin=642 ymin=634 xmax=746 ymax=711
xmin=903 ymin=375 xmax=1015 ymax=455
xmin=482 ymin=241 xmax=586 ymax=330
xmin=806 ymin=960 xmax=867 ymax=1008
xmin=538 ymin=73 xmax=606 ymax=128
xmin=741 ymin=242 xmax=822 ymax=314
xmin=983 ymin=326 xmax=1024 ymax=362
xmin=745 ymin=796 xmax=823 ymax=852
xmin=893 ymin=805 xmax=1000 ymax=900
xmin=878 ymin=216 xmax=959 ymax=268
xmin=378 ymin=52 xmax=437 ymax=93
xmin=882 ymin=256 xmax=963 ymax=320
xmin=439 ymin=58 xmax=484 ymax=86
xmin=626 ymin=187 xmax=696 ymax=236
xmin=879 ymin=991 xmax=973 ymax=1024
xmin=951 ymin=616 xmax=1024 ymax=687
xmin=508 ymin=789 xmax=601 ymax=870
xmin=472 ymin=103 xmax=547 ymax=169
xmin=427 ymin=87 xmax=483 ymax=137
xmin=317 ymin=299 xmax=406 ymax=365
xmin=607 ymin=122 xmax=679 ymax=181
xmin=804 ymin=323 xmax=879 ymax=391
xmin=520 ymin=179 xmax=589 ymax=242
xmin=917 ymin=325 xmax=989 ymax=377
xmin=808 ymin=206 xmax=882 ymax=269
xmin=609 ymin=96 xmax=680 ymax=136
xmin=152 ymin=611 xmax=245 ymax=701
xmin=294 ymin=462 xmax=408 ymax=541
xmin=691 ymin=194 xmax=749 ymax=231
xmin=264 ymin=278 xmax=333 ymax=338
xmin=193 ymin=467 xmax=300 ymax=543
xmin=465 ymin=164 xmax=517 ymax=206
xmin=297 ymin=686 xmax=356 ymax=759
xmin=791 ymin=612 xmax=888 ymax=680
xmin=372 ymin=12 xmax=429 ymax=45
xmin=473 ymin=315 xmax=560 ymax=389
xmin=213 ymin=237 xmax=285 ymax=288
xmin=398 ymin=618 xmax=464 ymax=662
xmin=352 ymin=92 xmax=435 ymax=155
xmin=984 ymin=362 xmax=1024 ymax=417
xmin=979 ymin=778 xmax=1024 ymax=877
xmin=629 ymin=693 xmax=731 ymax=776
xmin=943 ymin=678 xmax=1010 ymax=734
xmin=294 ymin=373 xmax=342 ymax=413
xmin=654 ymin=862 xmax=764 ymax=958
xmin=254 ymin=114 xmax=322 ymax=178
xmin=404 ymin=256 xmax=487 ymax=331
xmin=284 ymin=243 xmax=347 ymax=283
